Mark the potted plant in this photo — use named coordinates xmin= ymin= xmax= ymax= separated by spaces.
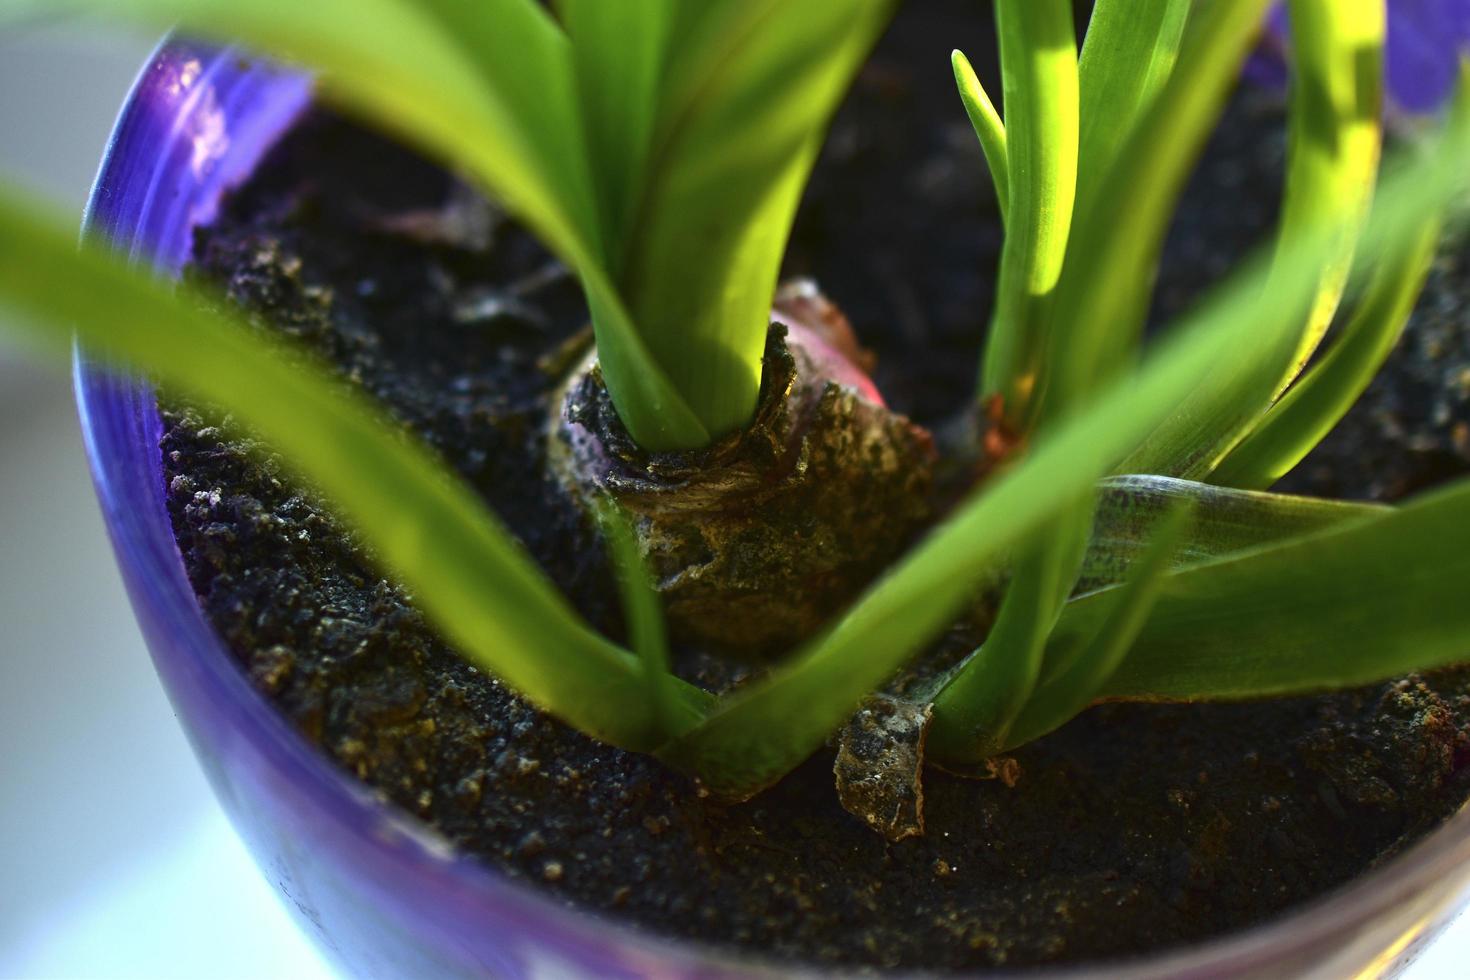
xmin=5 ymin=0 xmax=1470 ymax=974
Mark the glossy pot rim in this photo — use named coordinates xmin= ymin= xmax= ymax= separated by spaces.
xmin=71 ymin=35 xmax=1470 ymax=980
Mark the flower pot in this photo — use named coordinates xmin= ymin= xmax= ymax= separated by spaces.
xmin=74 ymin=37 xmax=1470 ymax=979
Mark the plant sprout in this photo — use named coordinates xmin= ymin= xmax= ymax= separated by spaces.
xmin=3 ymin=0 xmax=1470 ymax=816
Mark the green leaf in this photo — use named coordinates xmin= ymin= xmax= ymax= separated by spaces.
xmin=1035 ymin=0 xmax=1273 ymax=424
xmin=1211 ymin=218 xmax=1440 ymax=488
xmin=1263 ymin=0 xmax=1384 ymax=400
xmin=1121 ymin=0 xmax=1387 ymax=478
xmin=929 ymin=0 xmax=1206 ymax=761
xmin=0 ymin=187 xmax=713 ymax=751
xmin=2 ymin=0 xmax=711 ymax=451
xmin=1046 ymin=474 xmax=1383 ymax=693
xmin=553 ymin=0 xmax=676 ymax=262
xmin=1075 ymin=0 xmax=1191 ymax=205
xmin=595 ymin=498 xmax=681 ymax=735
xmin=616 ymin=0 xmax=898 ymax=440
xmin=952 ymin=48 xmax=1009 ymax=225
xmin=928 ymin=474 xmax=1379 ymax=762
xmin=933 ymin=0 xmax=1200 ymax=749
xmin=415 ymin=0 xmax=716 ymax=451
xmin=653 ymin=110 xmax=1470 ymax=798
xmin=999 ymin=499 xmax=1192 ymax=752
xmin=412 ymin=0 xmax=603 ymax=262
xmin=933 ymin=0 xmax=1198 ymax=757
xmin=1215 ymin=67 xmax=1470 ymax=488
xmin=1079 ymin=479 xmax=1470 ymax=702
xmin=1078 ymin=474 xmax=1386 ymax=595
xmin=977 ymin=0 xmax=1079 ymax=427
xmin=927 ymin=504 xmax=1090 ymax=761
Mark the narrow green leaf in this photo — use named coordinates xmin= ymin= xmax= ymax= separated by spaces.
xmin=1216 ymin=64 xmax=1470 ymax=488
xmin=595 ymin=498 xmax=680 ymax=735
xmin=935 ymin=0 xmax=1190 ymax=747
xmin=999 ymin=500 xmax=1193 ymax=752
xmin=929 ymin=474 xmax=1380 ymax=762
xmin=1081 ymin=479 xmax=1470 ymax=702
xmin=654 ymin=112 xmax=1470 ymax=798
xmin=932 ymin=0 xmax=1201 ymax=756
xmin=1212 ymin=219 xmax=1440 ymax=488
xmin=927 ymin=504 xmax=1090 ymax=760
xmin=1079 ymin=474 xmax=1386 ymax=594
xmin=952 ymin=48 xmax=1009 ymax=225
xmin=554 ymin=0 xmax=676 ymax=261
xmin=1121 ymin=0 xmax=1388 ymax=478
xmin=414 ymin=0 xmax=715 ymax=451
xmin=2 ymin=0 xmax=712 ymax=451
xmin=1036 ymin=0 xmax=1272 ymax=423
xmin=618 ymin=0 xmax=898 ymax=440
xmin=978 ymin=0 xmax=1079 ymax=427
xmin=0 ymin=188 xmax=714 ymax=751
xmin=585 ymin=283 xmax=710 ymax=451
xmin=1075 ymin=0 xmax=1191 ymax=203
xmin=1265 ymin=0 xmax=1384 ymax=400
xmin=1042 ymin=474 xmax=1383 ymax=691
xmin=412 ymin=0 xmax=604 ymax=262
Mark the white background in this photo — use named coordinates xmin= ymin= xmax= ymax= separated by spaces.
xmin=0 ymin=18 xmax=1464 ymax=980
xmin=0 ymin=21 xmax=329 ymax=980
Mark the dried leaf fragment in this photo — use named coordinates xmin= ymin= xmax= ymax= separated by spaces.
xmin=834 ymin=695 xmax=933 ymax=842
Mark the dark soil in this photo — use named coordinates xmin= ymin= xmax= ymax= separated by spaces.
xmin=161 ymin=0 xmax=1470 ymax=971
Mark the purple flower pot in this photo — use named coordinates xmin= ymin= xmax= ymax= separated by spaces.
xmin=74 ymin=39 xmax=1470 ymax=980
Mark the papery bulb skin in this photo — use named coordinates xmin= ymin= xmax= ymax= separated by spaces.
xmin=549 ymin=283 xmax=936 ymax=657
